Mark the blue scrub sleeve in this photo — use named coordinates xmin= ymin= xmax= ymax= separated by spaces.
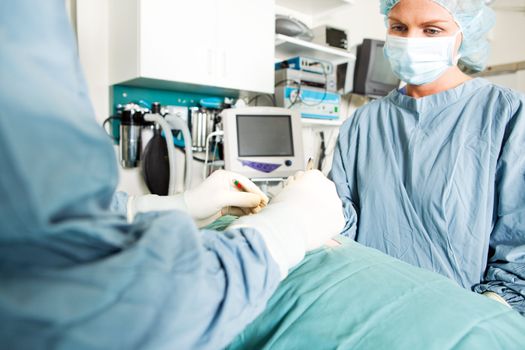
xmin=473 ymin=96 xmax=525 ymax=315
xmin=110 ymin=191 xmax=130 ymax=216
xmin=329 ymin=120 xmax=359 ymax=238
xmin=1 ymin=210 xmax=281 ymax=349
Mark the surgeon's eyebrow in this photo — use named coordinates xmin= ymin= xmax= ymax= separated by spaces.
xmin=387 ymin=16 xmax=402 ymax=22
xmin=420 ymin=19 xmax=451 ymax=25
xmin=388 ymin=16 xmax=450 ymax=25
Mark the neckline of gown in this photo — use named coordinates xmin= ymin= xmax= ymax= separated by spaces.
xmin=387 ymin=78 xmax=489 ymax=114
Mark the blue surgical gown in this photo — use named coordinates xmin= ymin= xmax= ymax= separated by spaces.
xmin=0 ymin=1 xmax=280 ymax=349
xmin=330 ymin=79 xmax=525 ymax=315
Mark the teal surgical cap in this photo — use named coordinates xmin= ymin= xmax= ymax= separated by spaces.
xmin=380 ymin=0 xmax=496 ymax=72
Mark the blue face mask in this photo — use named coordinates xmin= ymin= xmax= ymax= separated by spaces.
xmin=384 ymin=32 xmax=461 ymax=86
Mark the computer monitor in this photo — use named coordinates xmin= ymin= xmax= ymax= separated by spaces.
xmin=353 ymin=39 xmax=400 ymax=97
xmin=221 ymin=107 xmax=304 ymax=179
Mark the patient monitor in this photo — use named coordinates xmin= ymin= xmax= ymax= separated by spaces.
xmin=221 ymin=107 xmax=304 ymax=179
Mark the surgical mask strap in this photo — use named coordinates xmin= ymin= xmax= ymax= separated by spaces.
xmin=451 ymin=30 xmax=462 ymax=64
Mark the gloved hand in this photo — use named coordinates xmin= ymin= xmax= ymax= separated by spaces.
xmin=127 ymin=170 xmax=268 ymax=226
xmin=229 ymin=170 xmax=345 ymax=279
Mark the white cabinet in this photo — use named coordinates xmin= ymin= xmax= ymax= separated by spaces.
xmin=216 ymin=0 xmax=275 ymax=93
xmin=109 ymin=0 xmax=275 ymax=94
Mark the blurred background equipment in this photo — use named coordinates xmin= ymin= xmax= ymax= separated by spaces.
xmin=274 ymin=56 xmax=341 ymax=120
xmin=275 ymin=56 xmax=334 ymax=75
xmin=275 ymin=68 xmax=337 ymax=91
xmin=142 ymin=102 xmax=193 ymax=195
xmin=189 ymin=107 xmax=219 ymax=152
xmin=104 ymin=101 xmax=193 ymax=195
xmin=274 ymin=86 xmax=340 ymax=120
xmin=312 ymin=25 xmax=348 ymax=50
xmin=118 ymin=107 xmax=146 ymax=168
xmin=352 ymin=39 xmax=400 ymax=97
xmin=275 ymin=14 xmax=314 ymax=41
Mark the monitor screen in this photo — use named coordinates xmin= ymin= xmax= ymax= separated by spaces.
xmin=369 ymin=42 xmax=399 ymax=85
xmin=236 ymin=115 xmax=294 ymax=157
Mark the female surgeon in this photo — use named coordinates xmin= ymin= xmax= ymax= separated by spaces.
xmin=330 ymin=0 xmax=525 ymax=315
xmin=0 ymin=1 xmax=345 ymax=349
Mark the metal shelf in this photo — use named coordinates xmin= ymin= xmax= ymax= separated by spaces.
xmin=474 ymin=60 xmax=525 ymax=77
xmin=275 ymin=34 xmax=356 ymax=65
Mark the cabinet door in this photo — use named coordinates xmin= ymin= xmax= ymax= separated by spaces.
xmin=139 ymin=0 xmax=217 ymax=86
xmin=215 ymin=0 xmax=274 ymax=93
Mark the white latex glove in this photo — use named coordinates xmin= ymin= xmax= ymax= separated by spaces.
xmin=127 ymin=170 xmax=268 ymax=226
xmin=229 ymin=170 xmax=345 ymax=279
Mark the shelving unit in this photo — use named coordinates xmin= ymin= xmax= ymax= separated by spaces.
xmin=275 ymin=34 xmax=356 ymax=65
xmin=274 ymin=34 xmax=352 ymax=127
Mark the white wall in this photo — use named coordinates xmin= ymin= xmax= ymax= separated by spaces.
xmin=487 ymin=10 xmax=525 ymax=66
xmin=76 ymin=0 xmax=109 ymax=125
xmin=485 ymin=70 xmax=525 ymax=93
xmin=485 ymin=10 xmax=525 ymax=92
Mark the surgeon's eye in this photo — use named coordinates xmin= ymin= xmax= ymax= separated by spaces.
xmin=390 ymin=24 xmax=407 ymax=33
xmin=424 ymin=27 xmax=443 ymax=36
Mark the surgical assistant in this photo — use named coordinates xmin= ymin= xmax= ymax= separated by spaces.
xmin=0 ymin=1 xmax=345 ymax=349
xmin=330 ymin=0 xmax=525 ymax=314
